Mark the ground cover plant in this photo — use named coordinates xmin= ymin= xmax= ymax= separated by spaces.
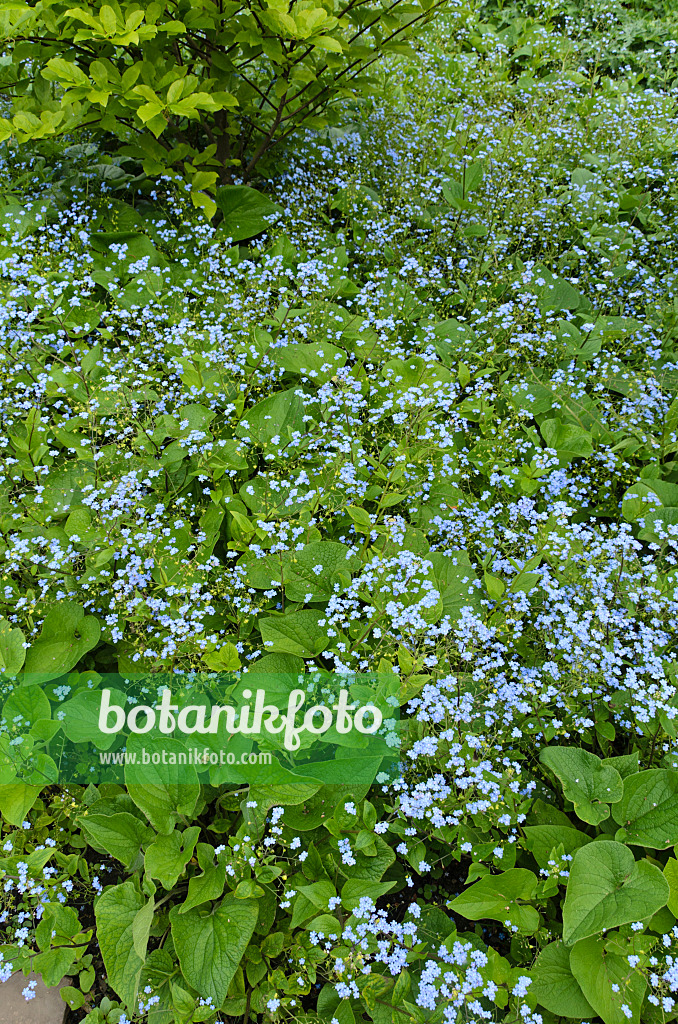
xmin=3 ymin=0 xmax=678 ymax=1022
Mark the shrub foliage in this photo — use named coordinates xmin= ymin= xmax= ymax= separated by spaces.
xmin=0 ymin=0 xmax=444 ymax=214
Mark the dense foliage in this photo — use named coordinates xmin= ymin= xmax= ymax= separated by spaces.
xmin=3 ymin=0 xmax=678 ymax=1023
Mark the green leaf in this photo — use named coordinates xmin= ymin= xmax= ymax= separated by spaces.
xmin=145 ymin=826 xmax=200 ymax=889
xmin=169 ymin=895 xmax=258 ymax=1004
xmin=601 ymin=751 xmax=640 ymax=779
xmin=95 ymin=881 xmax=145 ymax=1009
xmin=463 ymin=222 xmax=488 ymax=238
xmin=427 ymin=550 xmax=482 ymax=622
xmin=132 ymin=897 xmax=155 ymax=961
xmin=139 ymin=948 xmax=175 ymax=1019
xmin=259 ymin=609 xmax=329 ymax=657
xmin=312 ymin=34 xmax=344 ymax=53
xmin=569 ymin=934 xmax=647 ymax=1024
xmin=540 ymin=419 xmax=594 ymax=459
xmin=181 ymin=844 xmax=226 ymax=913
xmin=540 ymin=746 xmax=623 ymax=825
xmin=523 ymin=825 xmax=592 ymax=867
xmin=236 ymin=387 xmax=306 ymax=446
xmin=125 ymin=735 xmax=200 ymax=833
xmin=36 ymin=903 xmax=80 ymax=949
xmin=80 ymin=812 xmax=153 ymax=870
xmin=483 ymin=571 xmax=505 ymax=601
xmin=305 ymin=913 xmax=343 ymax=937
xmin=171 ymin=981 xmax=196 ymax=1023
xmin=448 ymin=869 xmax=539 ymax=933
xmin=297 ymin=879 xmax=335 ymax=910
xmin=382 ymin=355 xmax=452 ymax=390
xmin=2 ymin=684 xmax=50 ymax=730
xmin=0 ymin=782 xmax=41 ymax=825
xmin=339 ymin=834 xmax=395 ymax=882
xmin=43 ymin=57 xmax=91 ymax=87
xmin=215 ymin=185 xmax=282 ymax=242
xmin=562 ymin=841 xmax=669 ymax=944
xmin=622 ymin=481 xmax=660 ymax=523
xmin=346 ymin=505 xmax=373 ymax=532
xmin=60 ymin=687 xmax=126 ymax=749
xmin=0 ymin=618 xmax=26 ymax=676
xmin=532 ymin=269 xmax=582 ymax=311
xmin=284 ymin=541 xmax=359 ymax=602
xmin=61 ymin=987 xmax=86 ymax=1010
xmin=664 ymin=858 xmax=678 ymax=915
xmin=272 ymin=342 xmax=347 ymax=385
xmin=233 ymin=878 xmax=264 ymax=899
xmin=504 ymin=379 xmax=554 ymax=416
xmin=248 ymin=652 xmax=305 ymax=675
xmin=299 ymin=755 xmax=385 ymax=787
xmin=341 ymin=878 xmax=394 ymax=911
xmin=612 ymin=769 xmax=678 ymax=849
xmin=23 ymin=601 xmax=101 ymax=681
xmin=530 ymin=941 xmax=595 ymax=1020
xmin=0 ymin=752 xmax=57 ymax=823
xmin=33 ymin=946 xmax=78 ymax=986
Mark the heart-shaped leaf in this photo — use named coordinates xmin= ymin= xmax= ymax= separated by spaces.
xmin=24 ymin=601 xmax=101 ymax=681
xmin=540 ymin=746 xmax=623 ymax=824
xmin=125 ymin=735 xmax=200 ymax=834
xmin=259 ymin=609 xmax=329 ymax=657
xmin=214 ymin=185 xmax=282 ymax=241
xmin=236 ymin=387 xmax=306 ymax=446
xmin=612 ymin=769 xmax=678 ymax=849
xmin=169 ymin=895 xmax=258 ymax=1004
xmin=80 ymin=812 xmax=153 ymax=870
xmin=563 ymin=840 xmax=668 ymax=944
xmin=449 ymin=868 xmax=539 ymax=934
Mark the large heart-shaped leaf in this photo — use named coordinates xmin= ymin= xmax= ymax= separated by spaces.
xmin=540 ymin=746 xmax=622 ymax=824
xmin=562 ymin=840 xmax=668 ymax=944
xmin=540 ymin=419 xmax=593 ymax=459
xmin=60 ymin=686 xmax=127 ymax=749
xmin=169 ymin=895 xmax=258 ymax=1004
xmin=0 ymin=745 xmax=58 ymax=822
xmin=23 ymin=601 xmax=101 ymax=681
xmin=284 ymin=541 xmax=359 ymax=603
xmin=180 ymin=843 xmax=227 ymax=914
xmin=612 ymin=769 xmax=678 ymax=849
xmin=2 ymin=684 xmax=50 ymax=729
xmin=523 ymin=825 xmax=592 ymax=868
xmin=0 ymin=781 xmax=42 ymax=826
xmin=426 ymin=550 xmax=483 ymax=623
xmin=215 ymin=185 xmax=282 ymax=241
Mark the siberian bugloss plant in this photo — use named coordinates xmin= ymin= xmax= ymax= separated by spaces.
xmin=0 ymin=0 xmax=447 ymax=215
